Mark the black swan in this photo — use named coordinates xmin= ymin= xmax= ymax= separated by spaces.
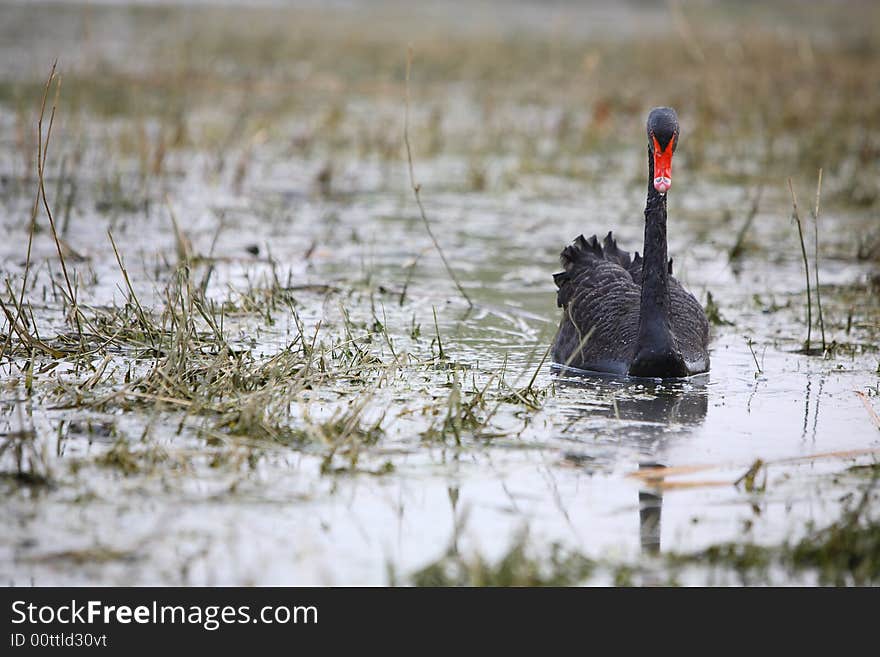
xmin=551 ymin=107 xmax=710 ymax=378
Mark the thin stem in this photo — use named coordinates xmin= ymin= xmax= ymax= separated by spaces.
xmin=746 ymin=337 xmax=762 ymax=376
xmin=404 ymin=47 xmax=472 ymax=308
xmin=812 ymin=168 xmax=826 ymax=351
xmin=0 ymin=63 xmax=56 ymax=361
xmin=108 ymin=230 xmax=157 ymax=351
xmin=788 ymin=178 xmax=811 ymax=353
xmin=399 ymin=248 xmax=427 ymax=307
xmin=525 ymin=340 xmax=553 ymax=393
xmin=728 ymin=184 xmax=763 ymax=261
xmin=432 ymin=306 xmax=444 ymax=360
xmin=37 ymin=67 xmax=83 ymax=346
xmin=563 ymin=323 xmax=596 ymax=371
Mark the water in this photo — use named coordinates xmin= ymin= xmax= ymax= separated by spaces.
xmin=1 ymin=0 xmax=878 ymax=585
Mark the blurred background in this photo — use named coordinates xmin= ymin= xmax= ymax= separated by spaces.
xmin=2 ymin=0 xmax=878 ymax=211
xmin=1 ymin=1 xmax=879 ymax=585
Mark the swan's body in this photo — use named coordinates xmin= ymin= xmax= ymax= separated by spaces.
xmin=551 ymin=231 xmax=709 ymax=377
xmin=551 ymin=108 xmax=710 ymax=378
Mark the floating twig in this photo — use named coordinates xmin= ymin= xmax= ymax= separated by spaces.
xmin=855 ymin=391 xmax=880 ymax=431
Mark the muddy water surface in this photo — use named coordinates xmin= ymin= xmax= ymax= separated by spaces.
xmin=1 ymin=1 xmax=879 ymax=585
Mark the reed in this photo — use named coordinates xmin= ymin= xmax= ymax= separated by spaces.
xmin=403 ymin=47 xmax=473 ymax=309
xmin=788 ymin=178 xmax=812 ymax=354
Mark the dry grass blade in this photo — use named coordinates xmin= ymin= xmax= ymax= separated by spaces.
xmin=628 ymin=464 xmax=718 ymax=481
xmin=728 ymin=184 xmax=763 ymax=261
xmin=525 ymin=341 xmax=552 ymax=393
xmin=36 ymin=63 xmax=83 ymax=347
xmin=630 ymin=448 xmax=880 ymax=485
xmin=812 ymin=168 xmax=826 ymax=351
xmin=2 ymin=62 xmax=59 ymax=360
xmin=788 ymin=177 xmax=812 ymax=353
xmin=562 ymin=323 xmax=596 ymax=372
xmin=745 ymin=337 xmax=763 ymax=376
xmin=108 ymin=230 xmax=157 ymax=351
xmin=734 ymin=458 xmax=766 ymax=492
xmin=855 ymin=392 xmax=880 ymax=431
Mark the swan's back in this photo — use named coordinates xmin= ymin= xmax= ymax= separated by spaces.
xmin=552 ymin=232 xmax=709 ymax=376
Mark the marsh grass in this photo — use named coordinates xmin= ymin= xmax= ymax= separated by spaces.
xmin=811 ymin=169 xmax=826 ymax=351
xmin=788 ymin=178 xmax=815 ymax=354
xmin=2 ymin=1 xmax=879 ymax=586
xmin=704 ymin=291 xmax=732 ymax=327
xmin=403 ymin=47 xmax=472 ymax=308
xmin=418 ymin=473 xmax=880 ymax=586
xmin=409 ymin=530 xmax=595 ymax=587
xmin=3 ymin=138 xmax=552 ymax=476
xmin=0 ymin=418 xmax=50 ymax=487
xmin=673 ymin=474 xmax=880 ymax=586
xmin=727 ymin=185 xmax=763 ymax=262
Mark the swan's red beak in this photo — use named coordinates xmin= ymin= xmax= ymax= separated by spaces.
xmin=652 ymin=134 xmax=674 ymax=194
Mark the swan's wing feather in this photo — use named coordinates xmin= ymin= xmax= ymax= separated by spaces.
xmin=602 ymin=231 xmax=632 ymax=269
xmin=669 ymin=279 xmax=710 ymax=369
xmin=623 ymin=252 xmax=673 ymax=284
xmin=555 ymin=232 xmax=634 ymax=306
xmin=552 ymin=234 xmax=640 ymax=371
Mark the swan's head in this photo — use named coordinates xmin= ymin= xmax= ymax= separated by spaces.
xmin=647 ymin=107 xmax=679 ymax=194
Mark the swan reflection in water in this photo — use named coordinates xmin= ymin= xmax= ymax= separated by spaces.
xmin=555 ymin=370 xmax=709 ymax=555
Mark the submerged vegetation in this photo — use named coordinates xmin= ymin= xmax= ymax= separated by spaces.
xmin=409 ymin=531 xmax=596 ymax=587
xmin=669 ymin=474 xmax=880 ymax=586
xmin=1 ymin=1 xmax=879 ymax=585
xmin=412 ymin=472 xmax=880 ymax=587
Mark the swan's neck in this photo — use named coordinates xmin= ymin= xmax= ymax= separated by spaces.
xmin=637 ymin=150 xmax=674 ymax=351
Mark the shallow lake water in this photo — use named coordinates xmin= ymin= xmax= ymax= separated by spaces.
xmin=1 ymin=1 xmax=879 ymax=585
